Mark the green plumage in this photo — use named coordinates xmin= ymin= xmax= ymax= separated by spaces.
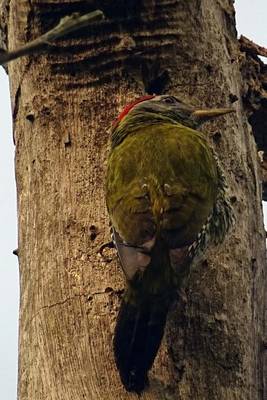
xmin=105 ymin=95 xmax=233 ymax=393
xmin=107 ymin=122 xmax=218 ymax=247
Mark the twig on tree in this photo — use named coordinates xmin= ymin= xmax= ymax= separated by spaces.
xmin=0 ymin=10 xmax=104 ymax=65
xmin=239 ymin=35 xmax=267 ymax=58
xmin=13 ymin=248 xmax=19 ymax=256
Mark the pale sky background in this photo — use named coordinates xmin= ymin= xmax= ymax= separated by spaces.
xmin=0 ymin=2 xmax=266 ymax=398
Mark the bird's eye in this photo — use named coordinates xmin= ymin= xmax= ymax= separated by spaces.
xmin=163 ymin=96 xmax=177 ymax=104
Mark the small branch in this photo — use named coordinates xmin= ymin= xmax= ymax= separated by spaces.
xmin=0 ymin=10 xmax=104 ymax=65
xmin=239 ymin=35 xmax=267 ymax=58
xmin=13 ymin=248 xmax=19 ymax=256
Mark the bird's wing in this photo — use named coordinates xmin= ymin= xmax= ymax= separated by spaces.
xmin=112 ymin=229 xmax=156 ymax=281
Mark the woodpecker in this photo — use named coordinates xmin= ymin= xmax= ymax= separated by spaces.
xmin=105 ymin=95 xmax=234 ymax=393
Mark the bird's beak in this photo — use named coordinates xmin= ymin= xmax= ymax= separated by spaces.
xmin=192 ymin=108 xmax=235 ymax=120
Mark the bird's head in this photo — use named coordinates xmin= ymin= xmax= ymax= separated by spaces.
xmin=113 ymin=94 xmax=235 ymax=130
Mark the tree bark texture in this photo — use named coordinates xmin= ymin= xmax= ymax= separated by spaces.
xmin=1 ymin=0 xmax=266 ymax=399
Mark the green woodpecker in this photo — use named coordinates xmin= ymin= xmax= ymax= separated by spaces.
xmin=105 ymin=95 xmax=234 ymax=393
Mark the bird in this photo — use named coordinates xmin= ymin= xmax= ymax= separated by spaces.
xmin=105 ymin=94 xmax=234 ymax=393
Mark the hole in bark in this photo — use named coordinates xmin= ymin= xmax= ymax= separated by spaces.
xmin=230 ymin=196 xmax=237 ymax=204
xmin=90 ymin=232 xmax=97 ymax=240
xmin=145 ymin=70 xmax=170 ymax=95
xmin=251 ymin=257 xmax=257 ymax=271
xmin=206 ymin=64 xmax=213 ymax=74
xmin=212 ymin=131 xmax=222 ymax=143
xmin=229 ymin=93 xmax=238 ymax=103
xmin=41 ymin=107 xmax=51 ymax=116
xmin=26 ymin=113 xmax=35 ymax=122
xmin=202 ymin=259 xmax=208 ymax=268
xmin=64 ymin=132 xmax=72 ymax=147
xmin=64 ymin=140 xmax=71 ymax=148
xmin=105 ymin=287 xmax=114 ymax=293
xmin=89 ymin=225 xmax=98 ymax=241
xmin=140 ymin=60 xmax=170 ymax=95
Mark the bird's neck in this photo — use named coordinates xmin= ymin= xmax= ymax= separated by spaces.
xmin=111 ymin=109 xmax=198 ymax=149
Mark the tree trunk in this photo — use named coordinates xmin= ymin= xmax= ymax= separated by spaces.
xmin=1 ymin=0 xmax=266 ymax=399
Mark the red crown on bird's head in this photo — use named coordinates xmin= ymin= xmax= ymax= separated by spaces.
xmin=113 ymin=95 xmax=156 ymax=126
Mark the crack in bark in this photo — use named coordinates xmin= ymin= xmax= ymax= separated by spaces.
xmin=12 ymin=82 xmax=21 ymax=115
xmin=30 ymin=293 xmax=85 ymax=323
xmin=29 ymin=288 xmax=117 ymax=324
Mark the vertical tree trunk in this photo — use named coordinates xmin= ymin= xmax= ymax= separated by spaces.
xmin=1 ymin=0 xmax=266 ymax=399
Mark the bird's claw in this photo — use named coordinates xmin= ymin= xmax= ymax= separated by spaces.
xmin=98 ymin=241 xmax=115 ymax=262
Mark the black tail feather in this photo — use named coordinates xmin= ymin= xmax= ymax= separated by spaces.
xmin=113 ymin=298 xmax=168 ymax=393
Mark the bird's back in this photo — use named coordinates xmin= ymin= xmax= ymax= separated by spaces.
xmin=106 ymin=122 xmax=219 ymax=249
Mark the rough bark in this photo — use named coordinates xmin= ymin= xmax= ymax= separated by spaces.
xmin=238 ymin=38 xmax=267 ymax=201
xmin=1 ymin=0 xmax=266 ymax=399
